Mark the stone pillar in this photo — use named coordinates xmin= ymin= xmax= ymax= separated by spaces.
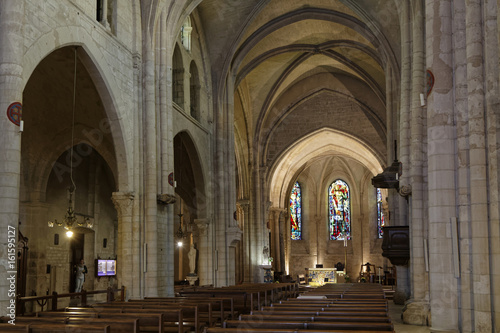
xmin=426 ymin=0 xmax=459 ymax=331
xmin=273 ymin=209 xmax=282 ymax=272
xmin=250 ymin=166 xmax=264 ymax=282
xmin=403 ymin=0 xmax=430 ymax=325
xmin=194 ymin=218 xmax=211 ymax=285
xmin=482 ymin=0 xmax=500 ymax=328
xmin=226 ymin=226 xmax=242 ymax=285
xmin=157 ymin=9 xmax=175 ymax=297
xmin=157 ymin=194 xmax=175 ymax=296
xmin=214 ymin=76 xmax=237 ymax=286
xmin=464 ymin=1 xmax=492 ymax=331
xmin=395 ymin=0 xmax=411 ymax=303
xmin=141 ymin=5 xmax=158 ymax=296
xmin=278 ymin=210 xmax=286 ymax=274
xmin=0 ymin=0 xmax=24 ymax=312
xmin=100 ymin=0 xmax=111 ymax=29
xmin=111 ymin=192 xmax=136 ymax=299
xmin=237 ymin=200 xmax=251 ymax=282
xmin=269 ymin=208 xmax=281 ymax=270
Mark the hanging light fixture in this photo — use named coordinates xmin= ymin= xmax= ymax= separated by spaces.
xmin=175 ymin=199 xmax=186 ymax=247
xmin=48 ymin=47 xmax=93 ymax=236
xmin=175 ymin=137 xmax=187 ymax=246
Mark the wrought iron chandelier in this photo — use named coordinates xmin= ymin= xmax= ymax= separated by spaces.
xmin=47 ymin=48 xmax=93 ymax=237
xmin=175 ymin=205 xmax=187 ymax=247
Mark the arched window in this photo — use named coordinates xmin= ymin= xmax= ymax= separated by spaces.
xmin=328 ymin=179 xmax=350 ymax=240
xmin=290 ymin=181 xmax=302 ymax=240
xmin=181 ymin=17 xmax=192 ymax=51
xmin=377 ymin=188 xmax=385 ymax=238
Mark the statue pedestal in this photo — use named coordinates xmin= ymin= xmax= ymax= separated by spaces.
xmin=259 ymin=265 xmax=273 ymax=283
xmin=186 ymin=274 xmax=198 ymax=286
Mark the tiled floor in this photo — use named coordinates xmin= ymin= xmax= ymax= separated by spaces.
xmin=389 ymin=302 xmax=431 ymax=333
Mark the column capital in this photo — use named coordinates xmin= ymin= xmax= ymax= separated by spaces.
xmin=111 ymin=191 xmax=135 ymax=217
xmin=194 ymin=218 xmax=209 ymax=236
xmin=237 ymin=199 xmax=249 ymax=207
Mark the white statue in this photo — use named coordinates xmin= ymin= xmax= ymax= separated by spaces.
xmin=188 ymin=243 xmax=197 ymax=274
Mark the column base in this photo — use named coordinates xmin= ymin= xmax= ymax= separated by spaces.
xmin=402 ymin=300 xmax=430 ymax=326
xmin=429 ymin=328 xmax=459 ymax=333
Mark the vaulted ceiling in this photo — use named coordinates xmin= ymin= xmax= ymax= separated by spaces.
xmin=194 ymin=0 xmax=401 ymax=201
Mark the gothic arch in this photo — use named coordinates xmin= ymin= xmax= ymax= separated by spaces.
xmin=22 ymin=37 xmax=131 ymax=192
xmin=173 ymin=130 xmax=207 ymax=219
xmin=268 ymin=127 xmax=383 ymax=209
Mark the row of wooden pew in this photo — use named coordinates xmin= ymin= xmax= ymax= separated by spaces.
xmin=0 ymin=283 xmax=297 ymax=333
xmin=206 ymin=284 xmax=395 ymax=333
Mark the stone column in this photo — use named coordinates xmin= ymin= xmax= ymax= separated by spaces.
xmin=250 ymin=166 xmax=264 ymax=282
xmin=482 ymin=0 xmax=500 ymax=328
xmin=426 ymin=0 xmax=459 ymax=331
xmin=273 ymin=209 xmax=282 ymax=272
xmin=214 ymin=76 xmax=237 ymax=286
xmin=157 ymin=9 xmax=175 ymax=297
xmin=0 ymin=0 xmax=24 ymax=312
xmin=194 ymin=218 xmax=211 ymax=285
xmin=464 ymin=1 xmax=492 ymax=331
xmin=141 ymin=5 xmax=158 ymax=296
xmin=237 ymin=200 xmax=251 ymax=282
xmin=395 ymin=0 xmax=411 ymax=303
xmin=111 ymin=192 xmax=136 ymax=299
xmin=450 ymin=3 xmax=471 ymax=330
xmin=278 ymin=210 xmax=286 ymax=274
xmin=226 ymin=226 xmax=242 ymax=285
xmin=100 ymin=0 xmax=111 ymax=29
xmin=403 ymin=0 xmax=430 ymax=325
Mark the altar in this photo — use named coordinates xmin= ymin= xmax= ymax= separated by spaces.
xmin=306 ymin=267 xmax=337 ymax=286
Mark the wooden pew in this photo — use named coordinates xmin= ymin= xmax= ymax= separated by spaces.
xmin=34 ymin=309 xmax=178 ymax=333
xmin=267 ymin=305 xmax=387 ymax=313
xmin=223 ymin=319 xmax=394 ymax=331
xmin=251 ymin=310 xmax=390 ymax=318
xmin=29 ymin=313 xmax=140 ymax=332
xmin=29 ymin=323 xmax=111 ymax=333
xmin=92 ymin=303 xmax=198 ymax=332
xmin=239 ymin=314 xmax=391 ymax=323
xmin=37 ymin=311 xmax=97 ymax=318
xmin=0 ymin=323 xmax=30 ymax=332
xmin=0 ymin=322 xmax=111 ymax=333
xmin=177 ymin=290 xmax=254 ymax=314
xmin=207 ymin=329 xmax=392 ymax=333
xmin=141 ymin=295 xmax=234 ymax=320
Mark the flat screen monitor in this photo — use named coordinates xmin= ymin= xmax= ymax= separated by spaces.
xmin=96 ymin=259 xmax=116 ymax=276
xmin=316 ymin=264 xmax=323 ymax=268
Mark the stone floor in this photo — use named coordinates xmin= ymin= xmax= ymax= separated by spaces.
xmin=389 ymin=302 xmax=431 ymax=333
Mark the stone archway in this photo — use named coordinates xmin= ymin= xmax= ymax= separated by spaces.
xmin=20 ymin=46 xmax=119 ymax=304
xmin=173 ymin=131 xmax=208 ymax=284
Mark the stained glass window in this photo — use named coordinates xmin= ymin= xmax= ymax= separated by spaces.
xmin=377 ymin=188 xmax=385 ymax=238
xmin=290 ymin=181 xmax=302 ymax=240
xmin=328 ymin=179 xmax=350 ymax=240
